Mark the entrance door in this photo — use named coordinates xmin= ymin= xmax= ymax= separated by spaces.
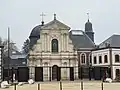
xmin=70 ymin=67 xmax=74 ymax=81
xmin=57 ymin=67 xmax=61 ymax=81
xmin=18 ymin=67 xmax=29 ymax=82
xmin=35 ymin=67 xmax=43 ymax=81
xmin=94 ymin=67 xmax=101 ymax=80
xmin=52 ymin=65 xmax=61 ymax=81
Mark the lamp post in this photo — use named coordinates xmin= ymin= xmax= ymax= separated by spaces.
xmin=7 ymin=27 xmax=10 ymax=83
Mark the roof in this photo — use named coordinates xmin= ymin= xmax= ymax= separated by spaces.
xmin=29 ymin=25 xmax=41 ymax=38
xmin=85 ymin=20 xmax=93 ymax=32
xmin=41 ymin=19 xmax=70 ymax=30
xmin=99 ymin=34 xmax=120 ymax=48
xmin=69 ymin=30 xmax=95 ymax=49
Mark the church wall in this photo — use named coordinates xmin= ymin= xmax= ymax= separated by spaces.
xmin=28 ymin=18 xmax=78 ymax=81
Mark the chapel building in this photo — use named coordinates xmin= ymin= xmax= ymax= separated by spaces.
xmin=28 ymin=14 xmax=95 ymax=81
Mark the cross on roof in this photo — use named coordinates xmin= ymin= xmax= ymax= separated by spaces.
xmin=87 ymin=13 xmax=90 ymax=22
xmin=40 ymin=12 xmax=46 ymax=21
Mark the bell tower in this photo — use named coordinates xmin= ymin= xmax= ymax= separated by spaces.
xmin=85 ymin=13 xmax=94 ymax=42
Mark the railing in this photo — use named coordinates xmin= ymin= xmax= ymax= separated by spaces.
xmin=2 ymin=81 xmax=120 ymax=90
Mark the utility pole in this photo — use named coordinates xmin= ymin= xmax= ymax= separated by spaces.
xmin=7 ymin=27 xmax=10 ymax=83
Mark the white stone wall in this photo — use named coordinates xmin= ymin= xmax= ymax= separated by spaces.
xmin=92 ymin=48 xmax=110 ymax=66
xmin=112 ymin=66 xmax=120 ymax=80
xmin=92 ymin=48 xmax=120 ymax=80
xmin=112 ymin=49 xmax=120 ymax=65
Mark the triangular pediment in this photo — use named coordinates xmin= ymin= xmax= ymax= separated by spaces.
xmin=41 ymin=19 xmax=70 ymax=30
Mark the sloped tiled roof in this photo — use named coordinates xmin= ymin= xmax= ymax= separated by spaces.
xmin=69 ymin=30 xmax=95 ymax=49
xmin=99 ymin=34 xmax=120 ymax=48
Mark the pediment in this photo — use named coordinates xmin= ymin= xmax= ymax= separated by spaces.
xmin=41 ymin=19 xmax=70 ymax=30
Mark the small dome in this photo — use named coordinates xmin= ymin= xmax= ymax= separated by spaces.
xmin=29 ymin=25 xmax=41 ymax=38
xmin=85 ymin=20 xmax=93 ymax=32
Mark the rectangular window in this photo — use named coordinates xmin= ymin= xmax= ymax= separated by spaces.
xmin=94 ymin=56 xmax=97 ymax=64
xmin=104 ymin=55 xmax=108 ymax=63
xmin=115 ymin=55 xmax=119 ymax=62
xmin=99 ymin=56 xmax=102 ymax=64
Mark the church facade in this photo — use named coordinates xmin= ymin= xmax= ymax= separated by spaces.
xmin=29 ymin=15 xmax=78 ymax=81
xmin=28 ymin=14 xmax=95 ymax=81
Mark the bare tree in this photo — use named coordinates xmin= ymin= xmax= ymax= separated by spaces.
xmin=22 ymin=39 xmax=30 ymax=54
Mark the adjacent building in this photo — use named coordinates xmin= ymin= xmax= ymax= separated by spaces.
xmin=92 ymin=35 xmax=120 ymax=80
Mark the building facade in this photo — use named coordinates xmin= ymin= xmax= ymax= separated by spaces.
xmin=92 ymin=35 xmax=120 ymax=80
xmin=28 ymin=15 xmax=79 ymax=81
xmin=27 ymin=14 xmax=120 ymax=81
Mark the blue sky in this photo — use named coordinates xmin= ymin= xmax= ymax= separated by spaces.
xmin=0 ymin=0 xmax=120 ymax=50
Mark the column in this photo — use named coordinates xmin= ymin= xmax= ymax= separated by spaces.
xmin=44 ymin=33 xmax=46 ymax=52
xmin=47 ymin=34 xmax=50 ymax=52
xmin=61 ymin=34 xmax=63 ymax=52
xmin=29 ymin=60 xmax=35 ymax=80
xmin=46 ymin=33 xmax=48 ymax=51
xmin=41 ymin=34 xmax=44 ymax=52
xmin=66 ymin=34 xmax=68 ymax=51
xmin=63 ymin=34 xmax=65 ymax=51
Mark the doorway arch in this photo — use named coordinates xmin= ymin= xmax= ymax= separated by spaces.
xmin=52 ymin=65 xmax=61 ymax=81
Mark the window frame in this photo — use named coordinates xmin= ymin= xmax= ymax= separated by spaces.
xmin=115 ymin=54 xmax=120 ymax=63
xmin=51 ymin=39 xmax=58 ymax=53
xmin=81 ymin=53 xmax=86 ymax=64
xmin=94 ymin=56 xmax=97 ymax=64
xmin=104 ymin=55 xmax=108 ymax=63
xmin=99 ymin=56 xmax=102 ymax=64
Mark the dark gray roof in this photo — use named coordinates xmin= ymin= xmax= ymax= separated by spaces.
xmin=29 ymin=25 xmax=41 ymax=49
xmin=29 ymin=25 xmax=41 ymax=38
xmin=69 ymin=30 xmax=95 ymax=49
xmin=99 ymin=34 xmax=120 ymax=48
xmin=85 ymin=20 xmax=93 ymax=32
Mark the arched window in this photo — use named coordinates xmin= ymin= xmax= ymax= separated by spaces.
xmin=51 ymin=39 xmax=58 ymax=53
xmin=115 ymin=54 xmax=119 ymax=62
xmin=81 ymin=53 xmax=86 ymax=64
xmin=104 ymin=55 xmax=108 ymax=63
